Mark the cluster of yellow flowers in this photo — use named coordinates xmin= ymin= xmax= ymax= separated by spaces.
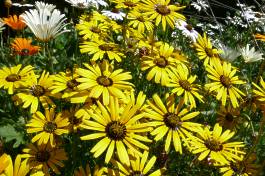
xmin=0 ymin=0 xmax=265 ymax=175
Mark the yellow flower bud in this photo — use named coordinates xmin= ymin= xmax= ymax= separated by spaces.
xmin=4 ymin=0 xmax=12 ymax=8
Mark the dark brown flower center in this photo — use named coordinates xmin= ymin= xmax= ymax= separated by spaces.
xmin=155 ymin=56 xmax=168 ymax=68
xmin=43 ymin=121 xmax=57 ymax=133
xmin=164 ymin=113 xmax=182 ymax=129
xmin=179 ymin=80 xmax=192 ymax=91
xmin=36 ymin=150 xmax=50 ymax=162
xmin=205 ymin=138 xmax=223 ymax=151
xmin=220 ymin=75 xmax=231 ymax=88
xmin=105 ymin=121 xmax=127 ymax=140
xmin=137 ymin=16 xmax=145 ymax=22
xmin=111 ymin=8 xmax=120 ymax=13
xmin=225 ymin=113 xmax=234 ymax=122
xmin=155 ymin=4 xmax=171 ymax=15
xmin=67 ymin=79 xmax=79 ymax=89
xmin=98 ymin=44 xmax=115 ymax=51
xmin=230 ymin=162 xmax=246 ymax=174
xmin=124 ymin=1 xmax=137 ymax=7
xmin=96 ymin=76 xmax=113 ymax=87
xmin=5 ymin=74 xmax=21 ymax=82
xmin=77 ymin=2 xmax=86 ymax=8
xmin=185 ymin=24 xmax=193 ymax=31
xmin=129 ymin=171 xmax=144 ymax=176
xmin=70 ymin=115 xmax=82 ymax=126
xmin=205 ymin=48 xmax=214 ymax=57
xmin=90 ymin=26 xmax=101 ymax=34
xmin=139 ymin=47 xmax=149 ymax=57
xmin=31 ymin=85 xmax=45 ymax=97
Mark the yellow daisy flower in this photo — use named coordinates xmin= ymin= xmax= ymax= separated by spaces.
xmin=111 ymin=0 xmax=140 ymax=9
xmin=141 ymin=0 xmax=186 ymax=31
xmin=21 ymin=143 xmax=67 ymax=176
xmin=74 ymin=164 xmax=107 ymax=176
xmin=0 ymin=64 xmax=34 ymax=94
xmin=252 ymin=77 xmax=265 ymax=102
xmin=219 ymin=154 xmax=259 ymax=176
xmin=80 ymin=39 xmax=124 ymax=62
xmin=14 ymin=71 xmax=57 ymax=113
xmin=205 ymin=59 xmax=246 ymax=108
xmin=69 ymin=90 xmax=96 ymax=104
xmin=76 ymin=61 xmax=134 ymax=105
xmin=3 ymin=154 xmax=30 ymax=176
xmin=62 ymin=107 xmax=83 ymax=132
xmin=123 ymin=90 xmax=147 ymax=111
xmin=26 ymin=108 xmax=69 ymax=146
xmin=189 ymin=123 xmax=245 ymax=165
xmin=80 ymin=96 xmax=152 ymax=166
xmin=49 ymin=69 xmax=80 ymax=99
xmin=79 ymin=11 xmax=108 ymax=24
xmin=145 ymin=94 xmax=201 ymax=153
xmin=167 ymin=64 xmax=204 ymax=108
xmin=141 ymin=43 xmax=184 ymax=85
xmin=108 ymin=151 xmax=161 ymax=176
xmin=128 ymin=10 xmax=153 ymax=33
xmin=76 ymin=20 xmax=108 ymax=40
xmin=217 ymin=105 xmax=241 ymax=131
xmin=138 ymin=36 xmax=162 ymax=54
xmin=72 ymin=95 xmax=98 ymax=119
xmin=0 ymin=153 xmax=10 ymax=174
xmin=194 ymin=33 xmax=222 ymax=65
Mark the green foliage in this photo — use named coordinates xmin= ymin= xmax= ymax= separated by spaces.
xmin=0 ymin=124 xmax=25 ymax=148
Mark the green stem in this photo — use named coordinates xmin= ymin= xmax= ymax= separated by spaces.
xmin=255 ymin=59 xmax=265 ymax=83
xmin=45 ymin=42 xmax=54 ymax=73
xmin=245 ymin=114 xmax=265 ymax=159
xmin=72 ymin=132 xmax=79 ymax=172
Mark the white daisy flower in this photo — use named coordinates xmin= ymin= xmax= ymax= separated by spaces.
xmin=35 ymin=1 xmax=56 ymax=12
xmin=240 ymin=44 xmax=264 ymax=63
xmin=21 ymin=1 xmax=69 ymax=42
xmin=176 ymin=20 xmax=199 ymax=42
xmin=102 ymin=9 xmax=125 ymax=21
xmin=65 ymin=0 xmax=108 ymax=9
xmin=217 ymin=44 xmax=241 ymax=62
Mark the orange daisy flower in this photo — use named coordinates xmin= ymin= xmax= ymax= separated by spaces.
xmin=11 ymin=38 xmax=40 ymax=56
xmin=3 ymin=15 xmax=26 ymax=30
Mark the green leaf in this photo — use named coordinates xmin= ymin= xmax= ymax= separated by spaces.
xmin=0 ymin=124 xmax=25 ymax=148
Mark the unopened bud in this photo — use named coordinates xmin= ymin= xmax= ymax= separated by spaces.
xmin=4 ymin=0 xmax=12 ymax=8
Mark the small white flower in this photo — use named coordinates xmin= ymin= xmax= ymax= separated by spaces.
xmin=65 ymin=0 xmax=107 ymax=9
xmin=65 ymin=0 xmax=94 ymax=8
xmin=102 ymin=9 xmax=125 ymax=21
xmin=191 ymin=0 xmax=209 ymax=12
xmin=21 ymin=1 xmax=69 ymax=42
xmin=240 ymin=44 xmax=264 ymax=63
xmin=175 ymin=20 xmax=199 ymax=42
